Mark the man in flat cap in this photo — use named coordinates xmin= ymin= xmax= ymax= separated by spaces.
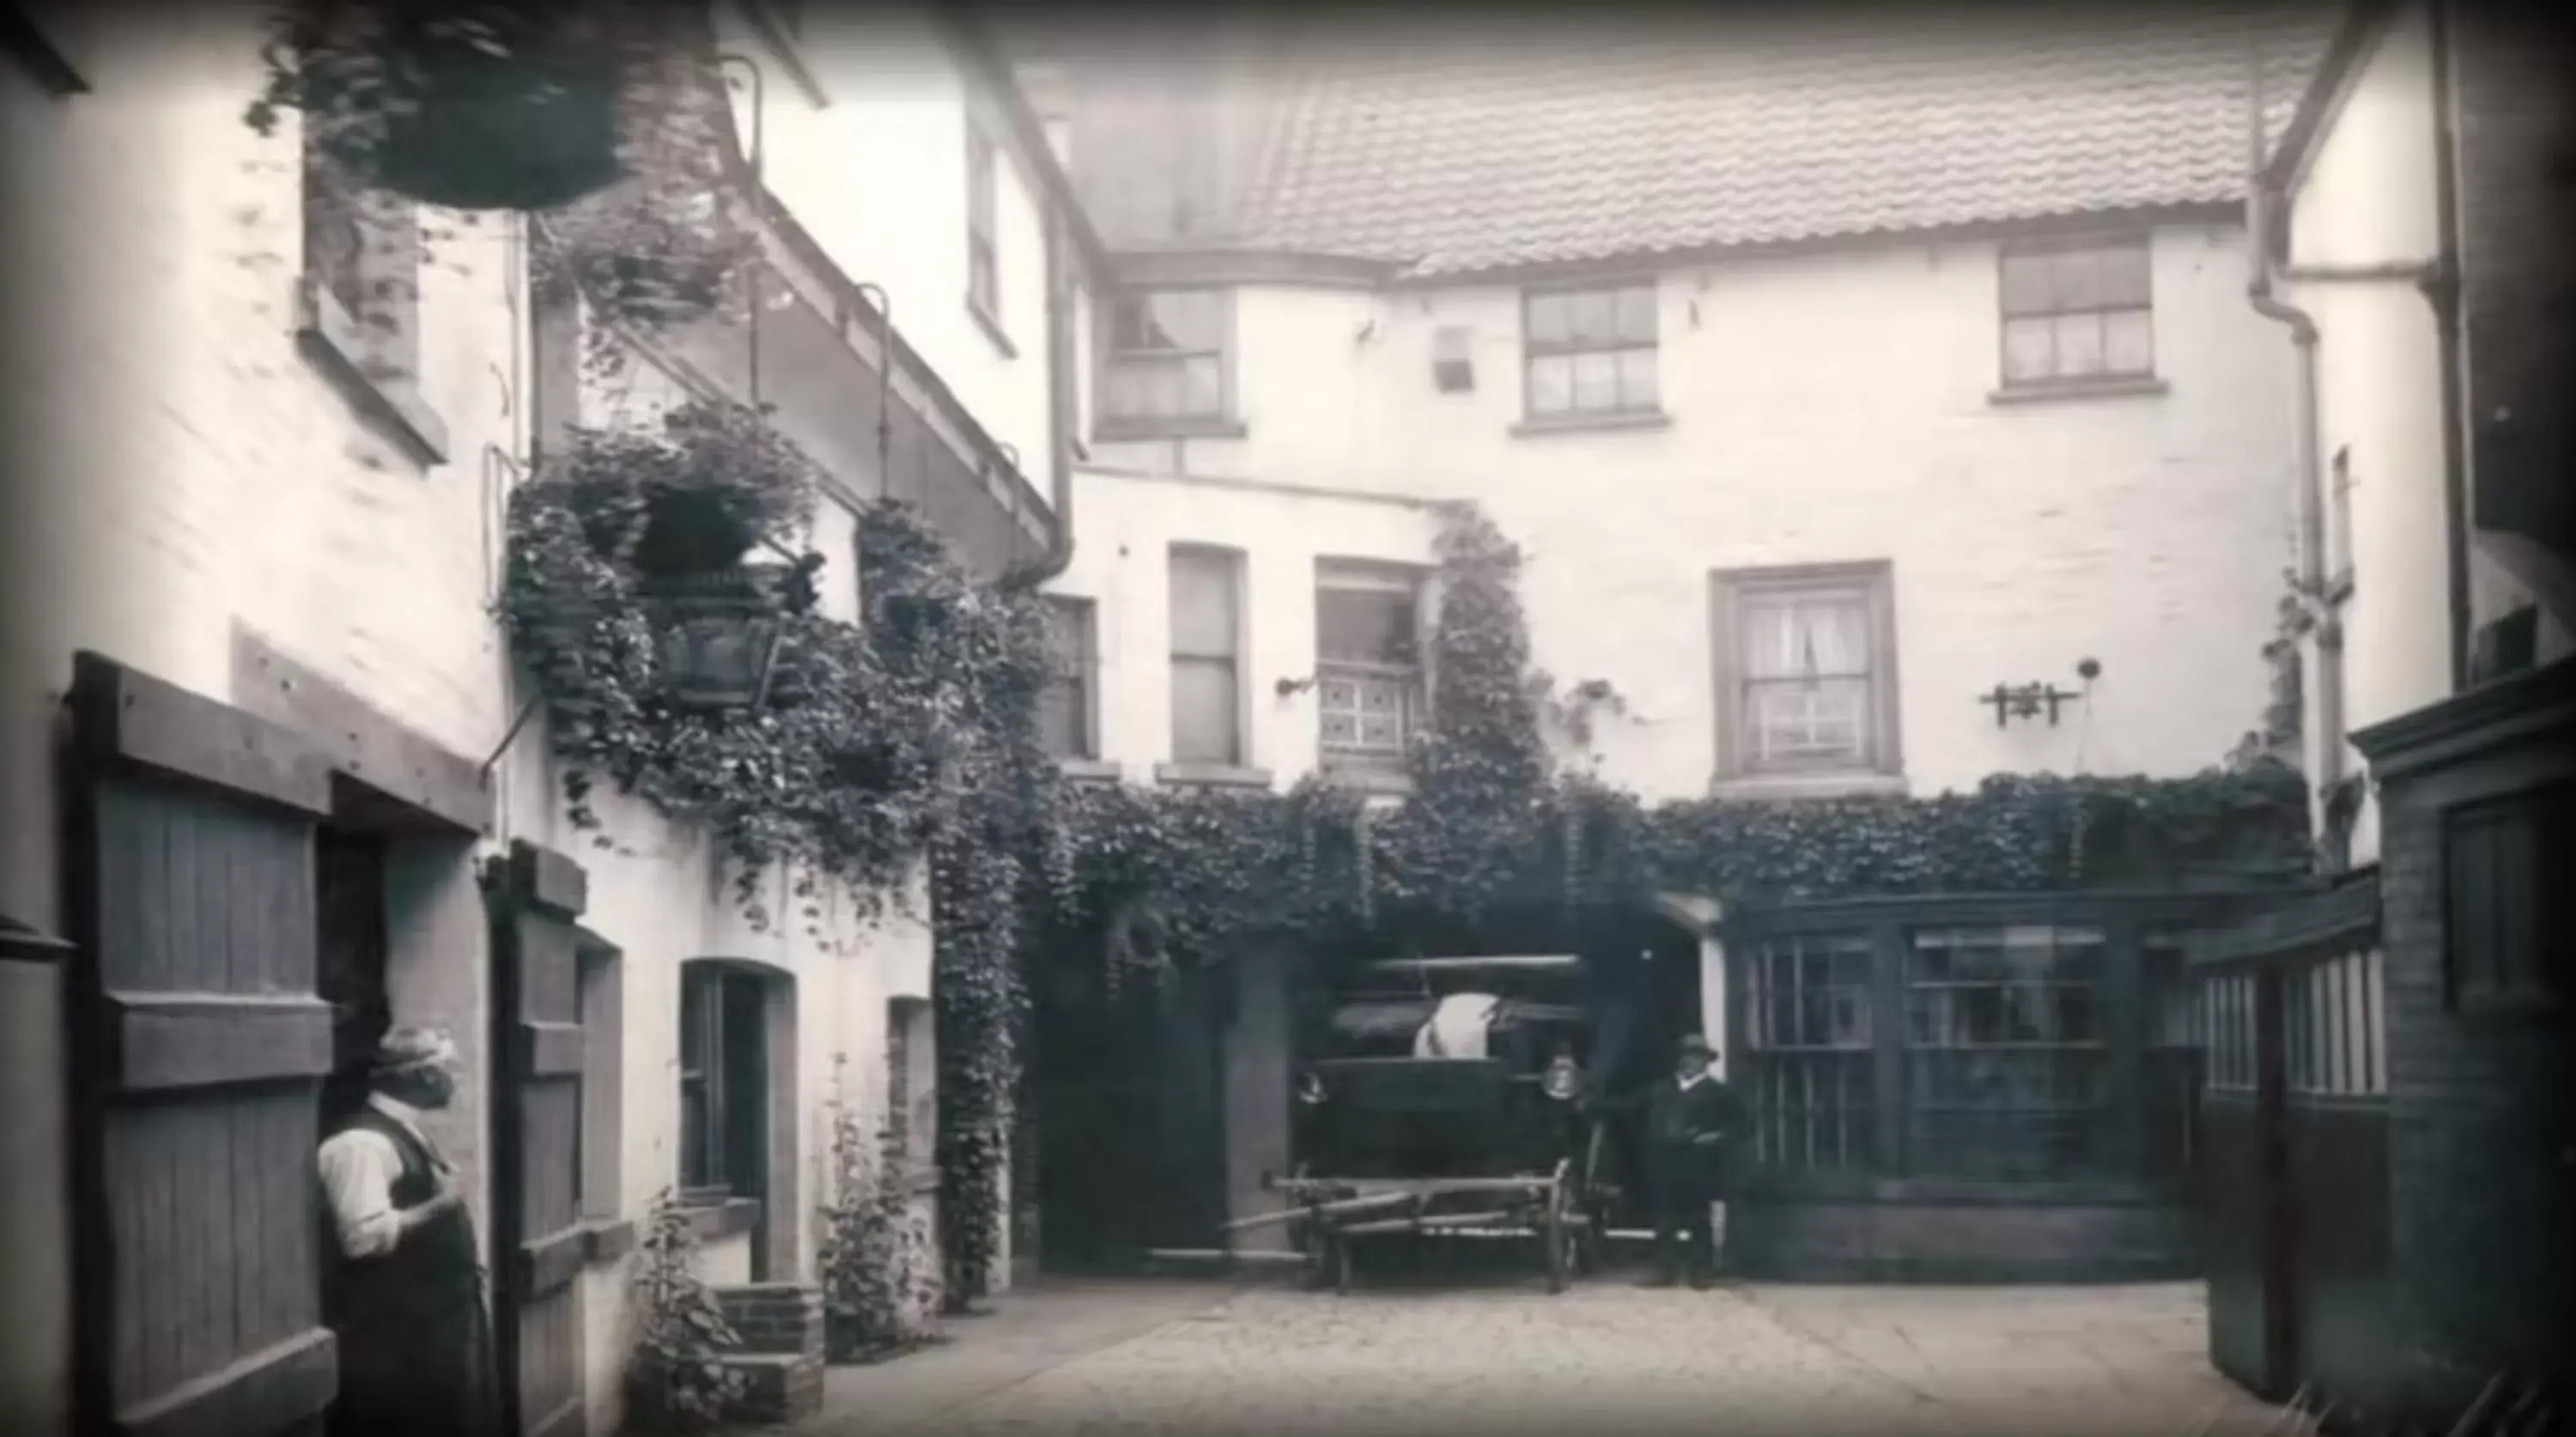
xmin=1589 ymin=1032 xmax=1741 ymax=1288
xmin=316 ymin=1026 xmax=499 ymax=1437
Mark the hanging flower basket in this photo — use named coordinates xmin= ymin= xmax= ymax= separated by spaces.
xmin=247 ymin=0 xmax=674 ymax=213
xmin=530 ymin=68 xmax=765 ymax=332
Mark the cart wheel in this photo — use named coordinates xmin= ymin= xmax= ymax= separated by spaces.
xmin=1543 ymin=1159 xmax=1572 ymax=1294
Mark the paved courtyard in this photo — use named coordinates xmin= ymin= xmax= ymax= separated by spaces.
xmin=799 ymin=1270 xmax=2292 ymax=1437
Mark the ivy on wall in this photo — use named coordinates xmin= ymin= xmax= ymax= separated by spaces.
xmin=503 ymin=428 xmax=2306 ymax=1312
xmin=1040 ymin=501 xmax=2314 ymax=979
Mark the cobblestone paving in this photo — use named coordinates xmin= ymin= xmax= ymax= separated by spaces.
xmin=806 ymin=1275 xmax=2287 ymax=1437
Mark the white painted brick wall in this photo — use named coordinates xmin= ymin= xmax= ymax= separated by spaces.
xmin=1081 ymin=225 xmax=2301 ymax=798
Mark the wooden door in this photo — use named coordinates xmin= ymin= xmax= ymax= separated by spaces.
xmin=487 ymin=842 xmax=590 ymax=1437
xmin=64 ymin=654 xmax=342 ymax=1437
xmin=1142 ymin=962 xmax=1230 ymax=1253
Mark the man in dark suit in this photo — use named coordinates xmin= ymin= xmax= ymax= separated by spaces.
xmin=1591 ymin=1033 xmax=1741 ymax=1288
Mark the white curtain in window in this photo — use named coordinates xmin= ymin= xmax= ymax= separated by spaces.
xmin=1743 ymin=592 xmax=1869 ymax=679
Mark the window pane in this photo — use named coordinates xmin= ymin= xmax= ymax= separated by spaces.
xmin=1747 ymin=676 xmax=1871 ymax=765
xmin=2052 ymin=312 xmax=2105 ymax=376
xmin=1182 ymin=355 xmax=1224 ymax=415
xmin=1569 ymin=290 xmax=1619 ymax=346
xmin=1171 ymin=657 xmax=1240 ymax=763
xmin=2050 ymin=248 xmax=2108 ymax=311
xmin=2000 ymin=252 xmax=2055 ymax=316
xmin=1043 ymin=599 xmax=1091 ymax=677
xmin=2100 ymin=242 xmax=2152 ymax=306
xmin=1118 ymin=290 xmax=1222 ymax=353
xmin=1615 ymin=286 xmax=1657 ymax=343
xmin=2002 ymin=317 xmax=2055 ymax=383
xmin=1526 ymin=293 xmax=1569 ymax=347
xmin=1317 ymin=585 xmax=1415 ymax=665
xmin=2104 ymin=308 xmax=2154 ymax=374
xmin=1143 ymin=360 xmax=1184 ymax=417
xmin=1571 ymin=350 xmax=1619 ymax=411
xmin=1039 ymin=680 xmax=1086 ymax=759
xmin=1103 ymin=361 xmax=1151 ymax=418
xmin=1616 ymin=347 xmax=1660 ymax=410
xmin=1169 ymin=552 xmax=1238 ymax=657
xmin=1528 ymin=353 xmax=1572 ymax=414
xmin=1740 ymin=590 xmax=1872 ymax=680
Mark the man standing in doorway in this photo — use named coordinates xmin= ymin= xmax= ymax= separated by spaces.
xmin=316 ymin=1026 xmax=500 ymax=1437
xmin=1591 ymin=1033 xmax=1741 ymax=1288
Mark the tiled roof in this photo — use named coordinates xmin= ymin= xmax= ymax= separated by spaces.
xmin=1219 ymin=6 xmax=2340 ymax=278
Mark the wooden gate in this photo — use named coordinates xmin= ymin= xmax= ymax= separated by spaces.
xmin=487 ymin=842 xmax=590 ymax=1437
xmin=64 ymin=654 xmax=342 ymax=1437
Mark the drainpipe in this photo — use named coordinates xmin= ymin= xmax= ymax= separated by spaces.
xmin=2426 ymin=0 xmax=2474 ymax=689
xmin=2243 ymin=36 xmax=2348 ymax=820
xmin=1018 ymin=197 xmax=1078 ymax=586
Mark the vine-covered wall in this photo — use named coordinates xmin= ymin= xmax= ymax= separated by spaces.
xmin=501 ymin=440 xmax=2310 ymax=1303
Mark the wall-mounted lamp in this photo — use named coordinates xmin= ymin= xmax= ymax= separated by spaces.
xmin=1276 ymin=674 xmax=1319 ymax=698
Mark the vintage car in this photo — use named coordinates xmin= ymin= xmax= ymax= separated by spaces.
xmin=1252 ymin=953 xmax=1617 ymax=1293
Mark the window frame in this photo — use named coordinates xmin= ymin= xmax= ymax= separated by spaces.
xmin=1900 ymin=925 xmax=2114 ymax=1181
xmin=1097 ymin=287 xmax=1238 ymax=436
xmin=966 ymin=119 xmax=1001 ymax=328
xmin=1313 ymin=560 xmax=1426 ymax=778
xmin=1167 ymin=544 xmax=1248 ymax=768
xmin=2440 ymin=783 xmax=2573 ymax=1017
xmin=297 ymin=133 xmax=448 ymax=460
xmin=677 ymin=965 xmax=769 ymax=1200
xmin=1741 ymin=934 xmax=1877 ymax=1174
xmin=1710 ymin=560 xmax=1902 ymax=786
xmin=1039 ymin=594 xmax=1100 ymax=762
xmin=1995 ymin=233 xmax=2157 ymax=391
xmin=1520 ymin=280 xmax=1662 ymax=421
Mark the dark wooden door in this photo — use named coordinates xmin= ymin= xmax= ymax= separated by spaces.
xmin=487 ymin=842 xmax=590 ymax=1437
xmin=64 ymin=654 xmax=343 ymax=1437
xmin=1142 ymin=962 xmax=1230 ymax=1252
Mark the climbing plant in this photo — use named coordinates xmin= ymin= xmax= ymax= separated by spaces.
xmin=817 ymin=1059 xmax=939 ymax=1361
xmin=1039 ymin=500 xmax=2314 ymax=972
xmin=626 ymin=1189 xmax=750 ymax=1435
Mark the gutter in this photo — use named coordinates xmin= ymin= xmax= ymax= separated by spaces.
xmin=1020 ymin=194 xmax=1078 ymax=585
xmin=2243 ymin=32 xmax=2347 ymax=816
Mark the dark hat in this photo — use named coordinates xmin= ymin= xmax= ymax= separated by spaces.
xmin=1677 ymin=1032 xmax=1715 ymax=1058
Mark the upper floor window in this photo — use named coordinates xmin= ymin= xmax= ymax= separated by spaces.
xmin=1169 ymin=546 xmax=1245 ymax=767
xmin=966 ymin=122 xmax=1000 ymax=324
xmin=1998 ymin=235 xmax=2154 ymax=387
xmin=305 ymin=143 xmax=421 ymax=388
xmin=1711 ymin=561 xmax=1900 ymax=782
xmin=1315 ymin=561 xmax=1423 ymax=774
xmin=1102 ymin=288 xmax=1231 ymax=429
xmin=1523 ymin=283 xmax=1660 ymax=420
xmin=1039 ymin=596 xmax=1098 ymax=761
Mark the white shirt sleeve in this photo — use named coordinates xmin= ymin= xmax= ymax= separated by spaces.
xmin=317 ymin=1129 xmax=405 ymax=1258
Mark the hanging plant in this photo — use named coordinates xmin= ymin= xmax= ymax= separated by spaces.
xmin=529 ymin=44 xmax=765 ymax=337
xmin=245 ymin=0 xmax=703 ymax=214
xmin=547 ymin=399 xmax=817 ymax=579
